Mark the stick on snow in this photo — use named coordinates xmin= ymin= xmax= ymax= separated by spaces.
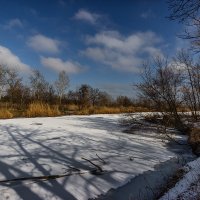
xmin=81 ymin=157 xmax=103 ymax=173
xmin=0 ymin=169 xmax=97 ymax=184
xmin=96 ymin=153 xmax=106 ymax=164
xmin=0 ymin=167 xmax=103 ymax=184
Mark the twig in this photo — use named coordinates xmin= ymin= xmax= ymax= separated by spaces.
xmin=81 ymin=157 xmax=103 ymax=172
xmin=0 ymin=170 xmax=86 ymax=184
xmin=96 ymin=153 xmax=106 ymax=164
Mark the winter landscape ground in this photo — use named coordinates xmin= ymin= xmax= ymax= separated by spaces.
xmin=0 ymin=113 xmax=197 ymax=200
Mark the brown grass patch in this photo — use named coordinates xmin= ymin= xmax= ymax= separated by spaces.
xmin=25 ymin=102 xmax=61 ymax=117
xmin=65 ymin=104 xmax=79 ymax=111
xmin=0 ymin=108 xmax=13 ymax=119
xmin=75 ymin=106 xmax=141 ymax=115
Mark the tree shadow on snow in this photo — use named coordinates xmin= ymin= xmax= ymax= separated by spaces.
xmin=0 ymin=116 xmax=180 ymax=200
xmin=0 ymin=124 xmax=132 ymax=199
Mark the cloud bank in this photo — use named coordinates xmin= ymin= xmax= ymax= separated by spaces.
xmin=41 ymin=56 xmax=83 ymax=74
xmin=82 ymin=30 xmax=164 ymax=72
xmin=0 ymin=45 xmax=31 ymax=73
xmin=27 ymin=34 xmax=61 ymax=54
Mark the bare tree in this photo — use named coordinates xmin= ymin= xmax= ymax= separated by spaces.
xmin=173 ymin=50 xmax=200 ymax=120
xmin=67 ymin=90 xmax=79 ymax=105
xmin=168 ymin=0 xmax=200 ymax=50
xmin=97 ymin=91 xmax=112 ymax=107
xmin=0 ymin=65 xmax=7 ymax=100
xmin=116 ymin=96 xmax=133 ymax=107
xmin=55 ymin=71 xmax=69 ymax=104
xmin=29 ymin=70 xmax=48 ymax=102
xmin=137 ymin=57 xmax=184 ymax=130
xmin=46 ymin=84 xmax=56 ymax=104
xmin=6 ymin=68 xmax=23 ymax=105
xmin=90 ymin=88 xmax=100 ymax=107
xmin=77 ymin=84 xmax=91 ymax=109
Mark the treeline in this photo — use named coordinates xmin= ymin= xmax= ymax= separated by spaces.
xmin=0 ymin=65 xmax=142 ymax=118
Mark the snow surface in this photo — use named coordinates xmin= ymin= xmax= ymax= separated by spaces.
xmin=160 ymin=157 xmax=200 ymax=200
xmin=0 ymin=114 xmax=182 ymax=200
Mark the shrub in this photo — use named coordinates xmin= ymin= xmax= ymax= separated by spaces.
xmin=144 ymin=114 xmax=162 ymax=124
xmin=25 ymin=102 xmax=61 ymax=117
xmin=0 ymin=108 xmax=13 ymax=119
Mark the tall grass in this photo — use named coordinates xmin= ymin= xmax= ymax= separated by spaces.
xmin=0 ymin=108 xmax=13 ymax=119
xmin=0 ymin=103 xmax=150 ymax=118
xmin=25 ymin=102 xmax=61 ymax=117
xmin=75 ymin=106 xmax=145 ymax=115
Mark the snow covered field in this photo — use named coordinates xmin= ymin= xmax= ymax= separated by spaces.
xmin=0 ymin=114 xmax=191 ymax=200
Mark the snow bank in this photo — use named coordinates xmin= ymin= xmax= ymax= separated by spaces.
xmin=160 ymin=157 xmax=200 ymax=200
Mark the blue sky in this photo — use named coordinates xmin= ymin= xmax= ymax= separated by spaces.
xmin=0 ymin=0 xmax=184 ymax=97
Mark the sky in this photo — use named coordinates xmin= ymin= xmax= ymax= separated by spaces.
xmin=0 ymin=0 xmax=185 ymax=98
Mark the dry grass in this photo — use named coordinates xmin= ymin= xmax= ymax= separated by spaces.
xmin=75 ymin=106 xmax=142 ymax=115
xmin=0 ymin=108 xmax=13 ymax=119
xmin=92 ymin=106 xmax=121 ymax=114
xmin=25 ymin=102 xmax=61 ymax=117
xmin=65 ymin=104 xmax=79 ymax=111
xmin=0 ymin=104 xmax=151 ymax=118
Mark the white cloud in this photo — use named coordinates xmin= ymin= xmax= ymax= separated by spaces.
xmin=4 ymin=18 xmax=23 ymax=29
xmin=169 ymin=61 xmax=188 ymax=73
xmin=41 ymin=57 xmax=83 ymax=74
xmin=74 ymin=9 xmax=100 ymax=24
xmin=27 ymin=34 xmax=61 ymax=54
xmin=0 ymin=45 xmax=31 ymax=73
xmin=83 ymin=47 xmax=142 ymax=72
xmin=82 ymin=31 xmax=164 ymax=72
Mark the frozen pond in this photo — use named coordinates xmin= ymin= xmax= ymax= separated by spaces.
xmin=0 ymin=114 xmax=194 ymax=200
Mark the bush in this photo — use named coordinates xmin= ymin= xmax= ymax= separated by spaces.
xmin=144 ymin=114 xmax=162 ymax=124
xmin=25 ymin=102 xmax=61 ymax=117
xmin=0 ymin=108 xmax=13 ymax=119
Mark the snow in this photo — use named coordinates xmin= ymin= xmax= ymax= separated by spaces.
xmin=159 ymin=157 xmax=200 ymax=200
xmin=0 ymin=114 xmax=185 ymax=200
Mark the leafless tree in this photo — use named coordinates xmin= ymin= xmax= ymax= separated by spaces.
xmin=55 ymin=71 xmax=69 ymax=104
xmin=173 ymin=50 xmax=200 ymax=119
xmin=46 ymin=84 xmax=56 ymax=104
xmin=0 ymin=65 xmax=7 ymax=100
xmin=6 ymin=68 xmax=23 ymax=105
xmin=137 ymin=57 xmax=184 ymax=130
xmin=116 ymin=96 xmax=133 ymax=107
xmin=77 ymin=84 xmax=91 ymax=109
xmin=168 ymin=0 xmax=200 ymax=51
xmin=29 ymin=70 xmax=49 ymax=102
xmin=93 ymin=91 xmax=112 ymax=107
xmin=90 ymin=88 xmax=100 ymax=106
